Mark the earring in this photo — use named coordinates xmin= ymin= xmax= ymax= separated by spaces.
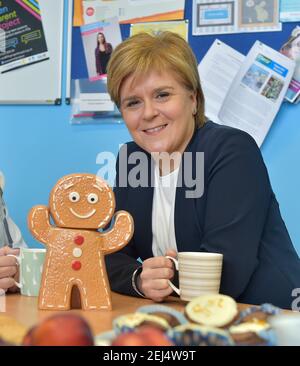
xmin=192 ymin=108 xmax=197 ymax=116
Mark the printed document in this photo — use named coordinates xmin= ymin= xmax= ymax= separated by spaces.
xmin=82 ymin=0 xmax=185 ymax=24
xmin=280 ymin=0 xmax=300 ymax=22
xmin=280 ymin=26 xmax=300 ymax=103
xmin=198 ymin=40 xmax=295 ymax=146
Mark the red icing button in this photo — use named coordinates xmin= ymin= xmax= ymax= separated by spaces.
xmin=72 ymin=261 xmax=81 ymax=271
xmin=74 ymin=235 xmax=84 ymax=245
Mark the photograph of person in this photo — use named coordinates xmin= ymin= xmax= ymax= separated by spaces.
xmin=95 ymin=32 xmax=113 ymax=76
xmin=280 ymin=27 xmax=300 ymax=81
xmin=105 ymin=31 xmax=300 ymax=310
xmin=80 ymin=17 xmax=122 ymax=81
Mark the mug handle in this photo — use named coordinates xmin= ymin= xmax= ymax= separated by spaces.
xmin=165 ymin=256 xmax=180 ymax=296
xmin=6 ymin=254 xmax=22 ymax=288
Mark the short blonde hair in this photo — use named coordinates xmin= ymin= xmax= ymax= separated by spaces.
xmin=107 ymin=32 xmax=206 ymax=129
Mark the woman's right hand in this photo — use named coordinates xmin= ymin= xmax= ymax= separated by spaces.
xmin=137 ymin=250 xmax=177 ymax=302
xmin=0 ymin=246 xmax=20 ymax=292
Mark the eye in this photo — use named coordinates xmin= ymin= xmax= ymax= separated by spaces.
xmin=156 ymin=92 xmax=170 ymax=100
xmin=69 ymin=192 xmax=80 ymax=202
xmin=87 ymin=193 xmax=98 ymax=204
xmin=126 ymin=99 xmax=140 ymax=108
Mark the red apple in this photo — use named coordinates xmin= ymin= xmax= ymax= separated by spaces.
xmin=22 ymin=313 xmax=94 ymax=346
xmin=111 ymin=326 xmax=174 ymax=346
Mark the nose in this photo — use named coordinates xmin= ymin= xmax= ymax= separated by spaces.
xmin=142 ymin=99 xmax=159 ymax=122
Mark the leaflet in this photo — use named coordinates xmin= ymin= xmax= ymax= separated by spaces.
xmin=80 ymin=17 xmax=122 ymax=81
xmin=0 ymin=0 xmax=49 ymax=73
xmin=280 ymin=26 xmax=300 ymax=103
xmin=198 ymin=40 xmax=295 ymax=147
xmin=193 ymin=0 xmax=281 ymax=36
xmin=280 ymin=0 xmax=300 ymax=22
xmin=198 ymin=39 xmax=245 ymax=124
xmin=81 ymin=0 xmax=185 ymax=25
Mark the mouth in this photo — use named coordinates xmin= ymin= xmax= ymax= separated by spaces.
xmin=143 ymin=124 xmax=168 ymax=135
xmin=69 ymin=208 xmax=96 ymax=219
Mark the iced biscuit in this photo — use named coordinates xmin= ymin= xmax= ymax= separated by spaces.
xmin=185 ymin=294 xmax=238 ymax=328
xmin=28 ymin=173 xmax=134 ymax=311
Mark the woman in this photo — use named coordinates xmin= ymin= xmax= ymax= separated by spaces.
xmin=95 ymin=32 xmax=113 ymax=76
xmin=0 ymin=171 xmax=26 ymax=292
xmin=105 ymin=32 xmax=300 ymax=309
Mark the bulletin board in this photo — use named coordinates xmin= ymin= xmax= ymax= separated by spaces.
xmin=0 ymin=0 xmax=64 ymax=105
xmin=70 ymin=1 xmax=299 ymax=81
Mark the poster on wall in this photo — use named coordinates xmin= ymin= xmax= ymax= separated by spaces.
xmin=80 ymin=0 xmax=185 ymax=25
xmin=0 ymin=0 xmax=49 ymax=74
xmin=192 ymin=0 xmax=281 ymax=36
xmin=80 ymin=17 xmax=122 ymax=81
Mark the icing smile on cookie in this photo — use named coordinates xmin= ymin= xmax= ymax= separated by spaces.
xmin=69 ymin=208 xmax=96 ymax=219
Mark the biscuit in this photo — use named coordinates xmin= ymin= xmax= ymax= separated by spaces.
xmin=28 ymin=173 xmax=134 ymax=311
xmin=185 ymin=294 xmax=238 ymax=328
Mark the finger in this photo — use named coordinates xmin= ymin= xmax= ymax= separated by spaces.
xmin=165 ymin=249 xmax=177 ymax=258
xmin=146 ymin=287 xmax=174 ymax=302
xmin=0 ymin=277 xmax=15 ymax=291
xmin=0 ymin=256 xmax=19 ymax=267
xmin=143 ymin=256 xmax=174 ymax=270
xmin=5 ymin=247 xmax=20 ymax=256
xmin=0 ymin=266 xmax=17 ymax=279
xmin=0 ymin=247 xmax=19 ymax=256
xmin=142 ymin=278 xmax=171 ymax=292
xmin=140 ymin=267 xmax=174 ymax=281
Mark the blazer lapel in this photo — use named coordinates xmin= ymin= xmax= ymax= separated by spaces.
xmin=174 ymin=131 xmax=203 ymax=252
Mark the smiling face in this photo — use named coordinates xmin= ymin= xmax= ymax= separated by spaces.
xmin=49 ymin=174 xmax=115 ymax=229
xmin=119 ymin=70 xmax=197 ymax=155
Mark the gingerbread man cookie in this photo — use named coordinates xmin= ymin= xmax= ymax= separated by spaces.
xmin=28 ymin=173 xmax=134 ymax=311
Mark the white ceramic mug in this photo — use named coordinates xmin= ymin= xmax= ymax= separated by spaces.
xmin=8 ymin=248 xmax=46 ymax=297
xmin=268 ymin=313 xmax=300 ymax=346
xmin=166 ymin=252 xmax=223 ymax=301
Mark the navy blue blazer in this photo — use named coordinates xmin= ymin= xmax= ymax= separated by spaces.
xmin=106 ymin=121 xmax=300 ymax=309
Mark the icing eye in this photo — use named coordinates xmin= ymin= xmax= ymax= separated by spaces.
xmin=69 ymin=192 xmax=80 ymax=202
xmin=87 ymin=193 xmax=98 ymax=204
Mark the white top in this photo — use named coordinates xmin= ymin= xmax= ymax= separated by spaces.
xmin=152 ymin=165 xmax=179 ymax=257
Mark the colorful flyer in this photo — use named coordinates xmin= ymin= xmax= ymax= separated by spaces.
xmin=130 ymin=20 xmax=188 ymax=41
xmin=193 ymin=0 xmax=281 ymax=36
xmin=80 ymin=17 xmax=122 ymax=81
xmin=280 ymin=26 xmax=300 ymax=103
xmin=0 ymin=0 xmax=49 ymax=73
xmin=80 ymin=0 xmax=185 ymax=25
xmin=280 ymin=0 xmax=300 ymax=22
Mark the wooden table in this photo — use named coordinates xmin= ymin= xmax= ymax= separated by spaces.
xmin=3 ymin=292 xmax=252 ymax=336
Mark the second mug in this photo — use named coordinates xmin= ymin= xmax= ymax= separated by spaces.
xmin=8 ymin=247 xmax=46 ymax=297
xmin=166 ymin=251 xmax=223 ymax=301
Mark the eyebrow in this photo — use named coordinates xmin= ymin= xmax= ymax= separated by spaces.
xmin=120 ymin=86 xmax=174 ymax=106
